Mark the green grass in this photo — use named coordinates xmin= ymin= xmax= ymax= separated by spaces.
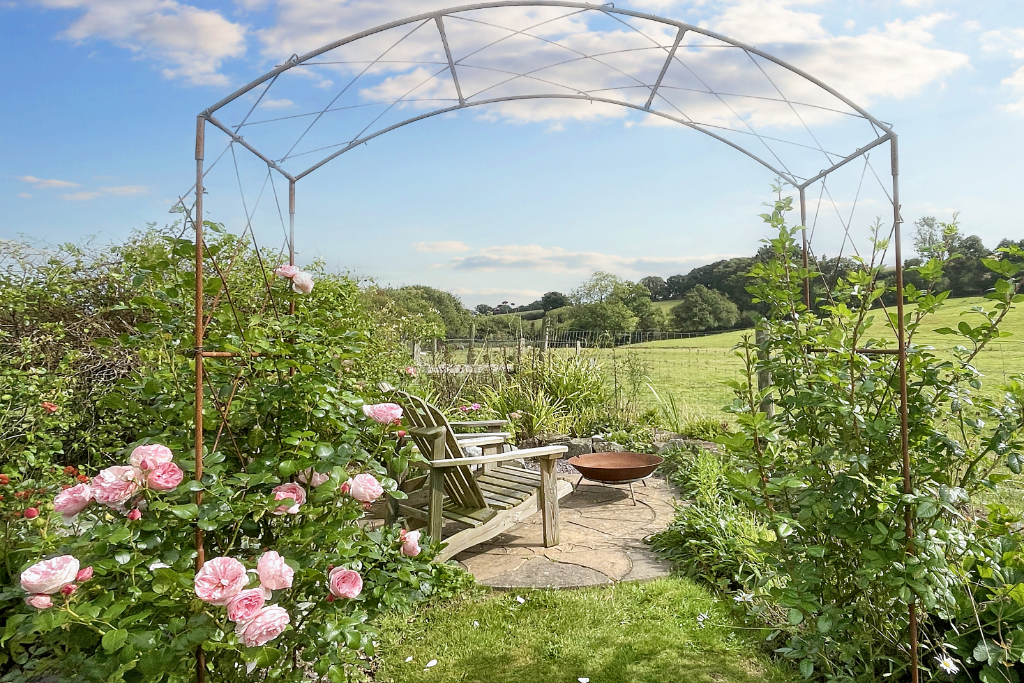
xmin=602 ymin=296 xmax=1024 ymax=419
xmin=372 ymin=578 xmax=794 ymax=683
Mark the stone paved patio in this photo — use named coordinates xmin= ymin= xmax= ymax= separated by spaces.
xmin=453 ymin=474 xmax=675 ymax=588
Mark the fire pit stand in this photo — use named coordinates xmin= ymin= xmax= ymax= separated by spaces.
xmin=566 ymin=452 xmax=664 ymax=506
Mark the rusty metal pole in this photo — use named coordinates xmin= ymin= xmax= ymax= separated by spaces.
xmin=193 ymin=114 xmax=207 ymax=683
xmin=800 ymin=186 xmax=810 ymax=310
xmin=289 ymin=180 xmax=296 ymax=316
xmin=891 ymin=134 xmax=917 ymax=683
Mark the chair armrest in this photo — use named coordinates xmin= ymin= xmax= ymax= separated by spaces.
xmin=407 ymin=426 xmax=446 ymax=439
xmin=455 ymin=435 xmax=507 ymax=448
xmin=449 ymin=420 xmax=509 ymax=429
xmin=454 ymin=432 xmax=511 ymax=441
xmin=428 ymin=445 xmax=567 ymax=468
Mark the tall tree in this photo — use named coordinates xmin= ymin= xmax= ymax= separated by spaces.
xmin=540 ymin=291 xmax=569 ymax=310
xmin=639 ymin=276 xmax=669 ymax=301
xmin=670 ymin=285 xmax=739 ymax=332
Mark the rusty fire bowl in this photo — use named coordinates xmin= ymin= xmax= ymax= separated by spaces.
xmin=567 ymin=452 xmax=664 ymax=483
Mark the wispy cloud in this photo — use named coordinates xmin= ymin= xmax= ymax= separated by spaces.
xmin=259 ymin=98 xmax=295 ymax=109
xmin=99 ymin=185 xmax=149 ymax=196
xmin=61 ymin=191 xmax=103 ymax=201
xmin=981 ymin=28 xmax=1024 ymax=113
xmin=18 ymin=175 xmax=79 ymax=189
xmin=36 ymin=0 xmax=247 ymax=86
xmin=441 ymin=244 xmax=742 ymax=276
xmin=413 ymin=240 xmax=472 ymax=253
xmin=17 ymin=193 xmax=31 ymax=199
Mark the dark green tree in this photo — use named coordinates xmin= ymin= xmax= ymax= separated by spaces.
xmin=639 ymin=276 xmax=669 ymax=301
xmin=670 ymin=285 xmax=740 ymax=331
xmin=540 ymin=291 xmax=569 ymax=310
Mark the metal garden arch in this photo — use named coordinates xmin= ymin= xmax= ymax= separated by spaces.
xmin=185 ymin=2 xmax=915 ymax=679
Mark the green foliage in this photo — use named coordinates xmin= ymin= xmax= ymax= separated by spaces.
xmin=671 ymin=285 xmax=740 ymax=332
xmin=540 ymin=291 xmax=569 ymax=311
xmin=649 ymin=388 xmax=729 ymax=440
xmin=569 ymin=300 xmax=637 ymax=332
xmin=375 ymin=285 xmax=471 ymax=338
xmin=650 ymin=448 xmax=774 ymax=589
xmin=717 ymin=195 xmax=1024 ymax=681
xmin=0 ymin=225 xmax=468 ymax=681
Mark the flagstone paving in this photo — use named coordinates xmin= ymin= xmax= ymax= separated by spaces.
xmin=453 ymin=475 xmax=675 ymax=588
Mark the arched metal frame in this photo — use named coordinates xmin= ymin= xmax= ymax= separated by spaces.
xmin=186 ymin=3 xmax=914 ymax=681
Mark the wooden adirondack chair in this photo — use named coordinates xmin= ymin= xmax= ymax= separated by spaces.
xmin=378 ymin=383 xmax=573 ymax=561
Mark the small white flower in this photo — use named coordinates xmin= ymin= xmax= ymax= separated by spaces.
xmin=516 ymin=596 xmax=526 ymax=604
xmin=405 ymin=656 xmax=413 ymax=663
xmin=425 ymin=659 xmax=438 ymax=669
xmin=579 ymin=678 xmax=590 ymax=683
xmin=472 ymin=620 xmax=480 ymax=628
xmin=935 ymin=656 xmax=960 ymax=675
xmin=696 ymin=611 xmax=710 ymax=628
xmin=733 ymin=592 xmax=754 ymax=603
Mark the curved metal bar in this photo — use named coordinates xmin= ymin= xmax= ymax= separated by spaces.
xmin=293 ymin=93 xmax=798 ymax=182
xmin=201 ymin=1 xmax=891 ymax=135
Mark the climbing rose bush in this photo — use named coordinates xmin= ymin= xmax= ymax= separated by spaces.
xmin=1 ymin=228 xmax=457 ymax=682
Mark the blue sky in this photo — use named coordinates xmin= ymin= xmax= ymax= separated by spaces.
xmin=2 ymin=0 xmax=1024 ymax=306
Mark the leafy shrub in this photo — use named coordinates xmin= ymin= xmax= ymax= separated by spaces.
xmin=650 ymin=448 xmax=773 ymax=590
xmin=718 ymin=195 xmax=1024 ymax=681
xmin=0 ymin=225 xmax=467 ymax=682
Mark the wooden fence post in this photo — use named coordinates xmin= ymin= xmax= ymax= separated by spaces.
xmin=467 ymin=323 xmax=476 ymax=365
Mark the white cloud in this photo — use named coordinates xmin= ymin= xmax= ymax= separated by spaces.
xmin=61 ymin=191 xmax=103 ymax=201
xmin=18 ymin=175 xmax=79 ymax=188
xmin=447 ymin=286 xmax=544 ymax=299
xmin=260 ymin=98 xmax=295 ymax=109
xmin=413 ymin=240 xmax=471 ymax=252
xmin=36 ymin=0 xmax=247 ymax=86
xmin=982 ymin=28 xmax=1024 ymax=113
xmin=100 ymin=185 xmax=149 ymax=195
xmin=441 ymin=244 xmax=742 ymax=276
xmin=17 ymin=193 xmax=31 ymax=198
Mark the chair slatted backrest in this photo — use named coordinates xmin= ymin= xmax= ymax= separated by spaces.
xmin=382 ymin=385 xmax=488 ymax=510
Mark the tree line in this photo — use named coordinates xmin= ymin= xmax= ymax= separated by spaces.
xmin=379 ymin=215 xmax=1022 ymax=338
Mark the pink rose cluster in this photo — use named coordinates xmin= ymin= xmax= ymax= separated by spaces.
xmin=273 ymin=264 xmax=314 ymax=294
xmin=362 ymin=403 xmax=403 ymax=426
xmin=193 ymin=552 xmax=294 ymax=647
xmin=340 ymin=473 xmax=384 ymax=511
xmin=271 ymin=482 xmax=307 ymax=515
xmin=399 ymin=529 xmax=421 ymax=557
xmin=53 ymin=443 xmax=184 ymax=522
xmin=20 ymin=555 xmax=93 ymax=610
xmin=457 ymin=403 xmax=482 ymax=413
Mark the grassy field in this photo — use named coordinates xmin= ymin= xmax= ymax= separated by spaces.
xmin=372 ymin=578 xmax=793 ymax=683
xmin=587 ymin=296 xmax=1024 ymax=419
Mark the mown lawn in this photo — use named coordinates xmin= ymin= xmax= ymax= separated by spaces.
xmin=371 ymin=578 xmax=793 ymax=683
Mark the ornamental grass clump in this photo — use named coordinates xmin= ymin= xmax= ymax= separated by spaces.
xmin=720 ymin=195 xmax=1024 ymax=681
xmin=0 ymin=225 xmax=462 ymax=682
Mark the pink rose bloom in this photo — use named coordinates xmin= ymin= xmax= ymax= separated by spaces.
xmin=60 ymin=583 xmax=77 ymax=596
xmin=362 ymin=403 xmax=403 ymax=425
xmin=274 ymin=264 xmax=299 ymax=278
xmin=26 ymin=594 xmax=52 ymax=610
xmin=193 ymin=556 xmax=248 ymax=605
xmin=54 ymin=483 xmax=93 ymax=521
xmin=404 ymin=366 xmax=417 ymax=377
xmin=470 ymin=403 xmax=481 ymax=411
xmin=257 ymin=551 xmax=294 ymax=591
xmin=92 ymin=466 xmax=142 ymax=507
xmin=129 ymin=444 xmax=174 ymax=472
xmin=147 ymin=462 xmax=184 ymax=491
xmin=21 ymin=555 xmax=80 ymax=595
xmin=41 ymin=401 xmax=59 ymax=414
xmin=328 ymin=567 xmax=363 ymax=599
xmin=296 ymin=468 xmax=330 ymax=488
xmin=127 ymin=508 xmax=142 ymax=521
xmin=457 ymin=405 xmax=470 ymax=413
xmin=400 ymin=529 xmax=421 ymax=557
xmin=226 ymin=588 xmax=265 ymax=623
xmin=235 ymin=605 xmax=290 ymax=647
xmin=347 ymin=474 xmax=384 ymax=504
xmin=76 ymin=566 xmax=93 ymax=582
xmin=271 ymin=483 xmax=306 ymax=515
xmin=291 ymin=271 xmax=314 ymax=294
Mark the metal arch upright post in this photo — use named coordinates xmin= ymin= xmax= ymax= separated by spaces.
xmin=891 ymin=134 xmax=917 ymax=683
xmin=289 ymin=180 xmax=296 ymax=316
xmin=193 ymin=113 xmax=207 ymax=683
xmin=799 ymin=185 xmax=810 ymax=310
